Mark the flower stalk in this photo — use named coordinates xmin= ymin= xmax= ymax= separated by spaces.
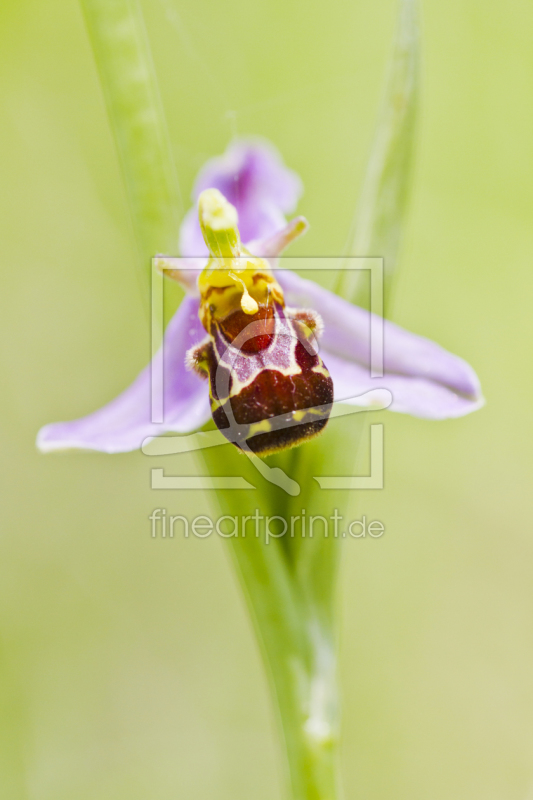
xmin=200 ymin=427 xmax=367 ymax=800
xmin=227 ymin=521 xmax=341 ymax=800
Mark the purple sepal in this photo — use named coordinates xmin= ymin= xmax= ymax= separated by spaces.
xmin=278 ymin=269 xmax=484 ymax=419
xmin=37 ymin=296 xmax=211 ymax=453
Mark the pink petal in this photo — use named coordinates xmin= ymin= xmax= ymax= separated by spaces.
xmin=278 ymin=270 xmax=483 ymax=418
xmin=37 ymin=297 xmax=210 ymax=453
xmin=327 ymin=353 xmax=483 ymax=419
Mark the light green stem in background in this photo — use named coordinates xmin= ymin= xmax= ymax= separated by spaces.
xmin=201 ymin=419 xmax=368 ymax=800
xmin=80 ymin=0 xmax=182 ymax=272
xmin=337 ymin=0 xmax=419 ymax=307
xmin=227 ymin=527 xmax=341 ymax=800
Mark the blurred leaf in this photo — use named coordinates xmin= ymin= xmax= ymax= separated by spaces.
xmin=80 ymin=0 xmax=183 ymax=278
xmin=337 ymin=0 xmax=420 ymax=307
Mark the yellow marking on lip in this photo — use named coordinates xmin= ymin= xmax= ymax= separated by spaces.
xmin=311 ymin=364 xmax=330 ymax=379
xmin=292 ymin=409 xmax=307 ymax=422
xmin=247 ymin=419 xmax=273 ymax=437
xmin=292 ymin=406 xmax=325 ymax=423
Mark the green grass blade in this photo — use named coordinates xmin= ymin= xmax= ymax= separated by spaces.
xmin=80 ymin=0 xmax=182 ymax=274
xmin=337 ymin=0 xmax=420 ymax=306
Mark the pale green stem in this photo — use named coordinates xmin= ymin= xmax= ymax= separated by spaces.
xmin=201 ymin=428 xmax=367 ymax=800
xmin=201 ymin=444 xmax=345 ymax=800
xmin=225 ymin=517 xmax=342 ymax=800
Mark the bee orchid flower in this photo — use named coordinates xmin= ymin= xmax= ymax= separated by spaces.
xmin=37 ymin=140 xmax=483 ymax=455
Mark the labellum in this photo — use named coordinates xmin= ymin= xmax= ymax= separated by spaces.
xmin=186 ymin=189 xmax=333 ymax=455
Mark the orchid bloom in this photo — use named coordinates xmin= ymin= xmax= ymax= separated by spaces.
xmin=37 ymin=139 xmax=483 ymax=455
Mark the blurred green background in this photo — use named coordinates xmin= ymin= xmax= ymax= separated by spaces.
xmin=1 ymin=0 xmax=532 ymax=797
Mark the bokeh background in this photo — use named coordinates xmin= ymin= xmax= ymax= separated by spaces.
xmin=1 ymin=0 xmax=532 ymax=797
